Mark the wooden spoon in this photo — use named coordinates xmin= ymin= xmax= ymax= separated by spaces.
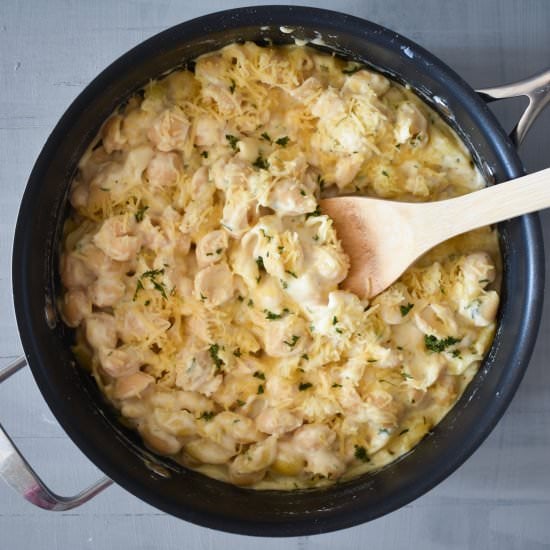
xmin=320 ymin=167 xmax=550 ymax=299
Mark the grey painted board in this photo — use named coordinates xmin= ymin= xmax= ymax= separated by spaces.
xmin=1 ymin=1 xmax=549 ymax=548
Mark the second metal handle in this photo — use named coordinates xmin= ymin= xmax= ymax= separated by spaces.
xmin=477 ymin=67 xmax=550 ymax=146
xmin=0 ymin=356 xmax=112 ymax=510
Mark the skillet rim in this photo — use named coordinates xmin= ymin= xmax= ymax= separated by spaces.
xmin=11 ymin=5 xmax=545 ymax=536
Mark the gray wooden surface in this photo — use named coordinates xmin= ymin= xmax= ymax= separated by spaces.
xmin=1 ymin=1 xmax=549 ymax=548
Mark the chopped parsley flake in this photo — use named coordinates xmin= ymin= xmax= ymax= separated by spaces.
xmin=134 ymin=268 xmax=167 ymax=300
xmin=260 ymin=228 xmax=273 ymax=241
xmin=225 ymin=134 xmax=239 ymax=150
xmin=424 ymin=334 xmax=461 ymax=353
xmin=280 ymin=279 xmax=288 ymax=289
xmin=252 ymin=155 xmax=269 ymax=170
xmin=261 ymin=132 xmax=272 ymax=142
xmin=247 ymin=299 xmax=254 ymax=307
xmin=264 ymin=309 xmax=283 ymax=320
xmin=236 ymin=399 xmax=245 ymax=407
xmin=400 ymin=303 xmax=414 ymax=317
xmin=332 ymin=383 xmax=342 ymax=388
xmin=133 ymin=279 xmax=144 ymax=301
xmin=305 ymin=206 xmax=321 ymax=219
xmin=379 ymin=428 xmax=390 ymax=435
xmin=382 ymin=170 xmax=389 ymax=177
xmin=317 ymin=174 xmax=325 ymax=191
xmin=399 ymin=429 xmax=409 ymax=436
xmin=209 ymin=344 xmax=224 ymax=371
xmin=275 ymin=136 xmax=289 ymax=146
xmin=284 ymin=335 xmax=300 ymax=348
xmin=201 ymin=151 xmax=208 ymax=158
xmin=298 ymin=382 xmax=313 ymax=391
xmin=401 ymin=371 xmax=414 ymax=380
xmin=332 ymin=316 xmax=338 ymax=325
xmin=257 ymin=384 xmax=265 ymax=395
xmin=354 ymin=445 xmax=370 ymax=462
xmin=285 ymin=270 xmax=298 ymax=279
xmin=229 ymin=79 xmax=236 ymax=94
xmin=301 ymin=354 xmax=309 ymax=361
xmin=256 ymin=256 xmax=265 ymax=271
xmin=134 ymin=205 xmax=149 ymax=222
xmin=233 ymin=348 xmax=242 ymax=357
xmin=253 ymin=371 xmax=266 ymax=380
xmin=200 ymin=411 xmax=215 ymax=421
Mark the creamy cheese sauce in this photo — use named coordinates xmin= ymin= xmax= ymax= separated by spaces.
xmin=59 ymin=43 xmax=500 ymax=490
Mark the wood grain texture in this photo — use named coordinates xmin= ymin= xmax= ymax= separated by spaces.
xmin=0 ymin=1 xmax=549 ymax=548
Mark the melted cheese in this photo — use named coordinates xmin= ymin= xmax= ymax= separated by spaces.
xmin=59 ymin=42 xmax=500 ymax=490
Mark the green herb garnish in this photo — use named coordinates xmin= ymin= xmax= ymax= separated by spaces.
xmin=209 ymin=344 xmax=224 ymax=371
xmin=305 ymin=206 xmax=321 ymax=219
xmin=400 ymin=303 xmax=414 ymax=317
xmin=135 ymin=205 xmax=149 ymax=222
xmin=424 ymin=334 xmax=461 ymax=353
xmin=225 ymin=134 xmax=239 ymax=150
xmin=275 ymin=136 xmax=289 ymax=147
xmin=253 ymin=371 xmax=266 ymax=380
xmin=257 ymin=384 xmax=264 ymax=395
xmin=264 ymin=310 xmax=282 ymax=320
xmin=354 ymin=445 xmax=370 ymax=462
xmin=284 ymin=335 xmax=300 ymax=348
xmin=252 ymin=155 xmax=269 ymax=170
xmin=299 ymin=382 xmax=313 ymax=391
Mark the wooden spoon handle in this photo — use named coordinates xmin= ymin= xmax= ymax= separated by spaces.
xmin=419 ymin=167 xmax=550 ymax=243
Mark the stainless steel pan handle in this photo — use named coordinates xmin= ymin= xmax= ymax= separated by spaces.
xmin=0 ymin=357 xmax=112 ymax=510
xmin=477 ymin=68 xmax=550 ymax=146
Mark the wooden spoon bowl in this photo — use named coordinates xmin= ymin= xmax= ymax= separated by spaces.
xmin=321 ymin=167 xmax=550 ymax=298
